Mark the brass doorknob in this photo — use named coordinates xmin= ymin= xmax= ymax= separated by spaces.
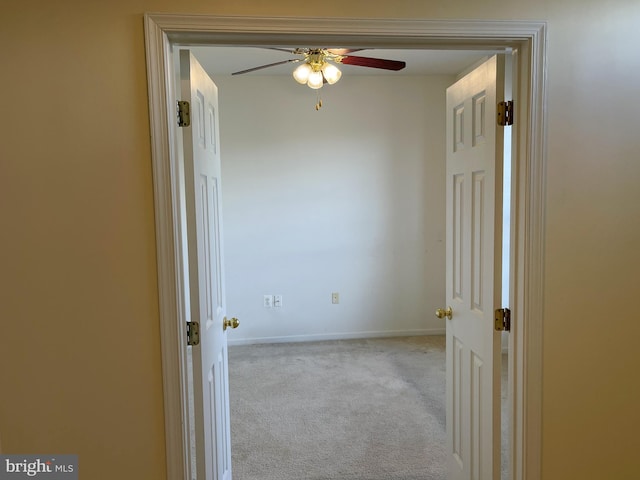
xmin=435 ymin=307 xmax=453 ymax=320
xmin=223 ymin=317 xmax=240 ymax=331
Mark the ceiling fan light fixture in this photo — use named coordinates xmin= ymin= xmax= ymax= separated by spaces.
xmin=293 ymin=63 xmax=312 ymax=84
xmin=307 ymin=70 xmax=324 ymax=89
xmin=321 ymin=62 xmax=342 ymax=85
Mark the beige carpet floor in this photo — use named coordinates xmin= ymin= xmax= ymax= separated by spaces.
xmin=228 ymin=336 xmax=448 ymax=480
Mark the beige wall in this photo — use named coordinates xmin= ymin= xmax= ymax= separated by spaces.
xmin=1 ymin=1 xmax=638 ymax=479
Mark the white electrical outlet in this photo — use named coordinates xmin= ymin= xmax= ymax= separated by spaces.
xmin=332 ymin=292 xmax=339 ymax=304
xmin=263 ymin=295 xmax=273 ymax=308
xmin=274 ymin=295 xmax=283 ymax=307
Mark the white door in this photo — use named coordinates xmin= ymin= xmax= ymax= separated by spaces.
xmin=445 ymin=55 xmax=504 ymax=480
xmin=181 ymin=50 xmax=233 ymax=480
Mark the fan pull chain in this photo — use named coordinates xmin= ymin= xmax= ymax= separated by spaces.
xmin=315 ymin=92 xmax=323 ymax=111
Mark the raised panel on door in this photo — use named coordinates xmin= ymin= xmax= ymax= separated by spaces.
xmin=453 ymin=173 xmax=465 ymax=303
xmin=471 ymin=171 xmax=486 ymax=314
xmin=452 ymin=336 xmax=464 ymax=470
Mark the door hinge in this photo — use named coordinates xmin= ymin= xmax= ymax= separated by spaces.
xmin=494 ymin=308 xmax=511 ymax=332
xmin=186 ymin=321 xmax=200 ymax=346
xmin=177 ymin=100 xmax=191 ymax=127
xmin=497 ymin=101 xmax=514 ymax=126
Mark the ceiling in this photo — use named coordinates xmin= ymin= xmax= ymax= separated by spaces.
xmin=189 ymin=46 xmax=495 ymax=78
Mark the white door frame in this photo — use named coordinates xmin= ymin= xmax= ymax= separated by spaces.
xmin=143 ymin=14 xmax=547 ymax=480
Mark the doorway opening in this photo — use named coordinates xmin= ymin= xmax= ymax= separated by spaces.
xmin=144 ymin=14 xmax=546 ymax=480
xmin=186 ymin=45 xmax=510 ymax=480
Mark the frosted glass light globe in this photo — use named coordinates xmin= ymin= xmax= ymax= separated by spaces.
xmin=293 ymin=63 xmax=312 ymax=84
xmin=321 ymin=63 xmax=342 ymax=84
xmin=307 ymin=70 xmax=324 ymax=89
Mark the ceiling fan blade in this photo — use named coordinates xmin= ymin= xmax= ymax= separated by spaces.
xmin=232 ymin=59 xmax=301 ymax=75
xmin=339 ymin=55 xmax=406 ymax=71
xmin=327 ymin=48 xmax=364 ymax=55
xmin=265 ymin=47 xmax=299 ymax=54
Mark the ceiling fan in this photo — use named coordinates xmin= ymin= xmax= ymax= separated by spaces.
xmin=232 ymin=48 xmax=407 ymax=90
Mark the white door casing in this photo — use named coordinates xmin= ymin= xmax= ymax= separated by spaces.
xmin=180 ymin=50 xmax=232 ymax=480
xmin=143 ymin=15 xmax=547 ymax=480
xmin=446 ymin=55 xmax=504 ymax=480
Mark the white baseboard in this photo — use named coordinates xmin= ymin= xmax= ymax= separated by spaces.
xmin=228 ymin=328 xmax=446 ymax=346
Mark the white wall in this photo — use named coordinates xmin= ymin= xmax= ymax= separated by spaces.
xmin=214 ymin=74 xmax=453 ymax=344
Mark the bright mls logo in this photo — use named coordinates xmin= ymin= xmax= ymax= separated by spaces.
xmin=0 ymin=455 xmax=77 ymax=480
